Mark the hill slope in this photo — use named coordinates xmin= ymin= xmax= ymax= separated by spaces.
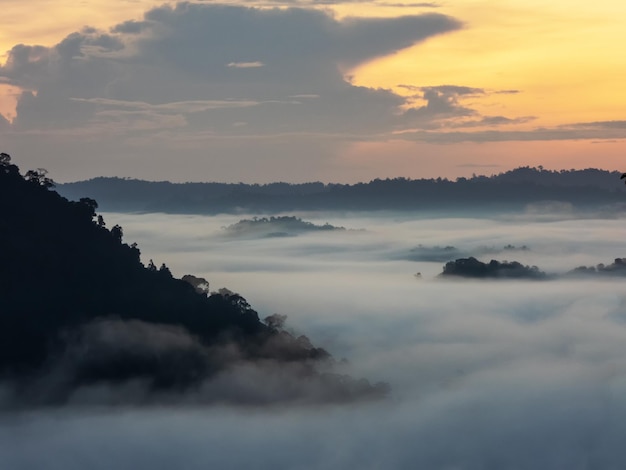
xmin=0 ymin=154 xmax=387 ymax=405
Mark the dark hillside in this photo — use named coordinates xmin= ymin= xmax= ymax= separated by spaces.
xmin=0 ymin=154 xmax=387 ymax=404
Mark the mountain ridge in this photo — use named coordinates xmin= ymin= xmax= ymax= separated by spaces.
xmin=57 ymin=167 xmax=626 ymax=214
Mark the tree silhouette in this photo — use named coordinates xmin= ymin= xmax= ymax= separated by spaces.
xmin=0 ymin=152 xmax=390 ymax=404
xmin=111 ymin=224 xmax=123 ymax=242
xmin=24 ymin=168 xmax=55 ymax=188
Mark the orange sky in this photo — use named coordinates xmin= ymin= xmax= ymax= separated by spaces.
xmin=1 ymin=0 xmax=625 ymax=181
xmin=350 ymin=1 xmax=626 ymax=127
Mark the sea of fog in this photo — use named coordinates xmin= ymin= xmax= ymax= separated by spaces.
xmin=4 ymin=208 xmax=626 ymax=469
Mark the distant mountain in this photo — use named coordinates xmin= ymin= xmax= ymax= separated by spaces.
xmin=57 ymin=167 xmax=626 ymax=214
xmin=401 ymin=245 xmax=463 ymax=263
xmin=568 ymin=258 xmax=626 ymax=277
xmin=222 ymin=216 xmax=346 ymax=238
xmin=440 ymin=257 xmax=547 ymax=280
xmin=0 ymin=154 xmax=388 ymax=406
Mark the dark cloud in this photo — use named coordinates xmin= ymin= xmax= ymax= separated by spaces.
xmin=0 ymin=44 xmax=50 ymax=88
xmin=1 ymin=316 xmax=386 ymax=407
xmin=12 ymin=90 xmax=96 ymax=131
xmin=399 ymin=85 xmax=479 ymax=127
xmin=3 ymin=2 xmax=619 ymax=180
xmin=3 ymin=17 xmax=416 ymax=179
xmin=129 ymin=4 xmax=461 ymax=90
xmin=110 ymin=20 xmax=150 ymax=34
xmin=0 ymin=113 xmax=11 ymax=130
xmin=398 ymin=84 xmax=484 ymax=95
xmin=419 ymin=87 xmax=474 ymax=114
xmin=0 ymin=3 xmax=461 ymax=139
xmin=393 ymin=85 xmax=534 ymax=131
xmin=571 ymin=120 xmax=626 ymax=129
xmin=380 ymin=2 xmax=441 ymax=7
xmin=226 ymin=61 xmax=265 ymax=68
xmin=234 ymin=0 xmax=441 ymax=6
xmin=475 ymin=115 xmax=533 ymax=126
xmin=421 ymin=84 xmax=484 ymax=95
xmin=396 ymin=126 xmax=626 ymax=143
xmin=449 ymin=115 xmax=536 ymax=128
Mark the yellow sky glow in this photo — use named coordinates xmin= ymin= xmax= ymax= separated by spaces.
xmin=2 ymin=0 xmax=626 ymax=128
xmin=350 ymin=0 xmax=626 ymax=127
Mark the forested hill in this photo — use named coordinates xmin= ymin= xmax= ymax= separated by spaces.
xmin=0 ymin=154 xmax=387 ymax=405
xmin=57 ymin=167 xmax=626 ymax=214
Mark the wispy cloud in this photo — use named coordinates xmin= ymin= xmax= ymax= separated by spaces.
xmin=226 ymin=61 xmax=265 ymax=68
xmin=71 ymin=98 xmax=263 ymax=112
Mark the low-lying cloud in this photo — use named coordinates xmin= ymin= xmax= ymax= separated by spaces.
xmin=3 ymin=209 xmax=626 ymax=468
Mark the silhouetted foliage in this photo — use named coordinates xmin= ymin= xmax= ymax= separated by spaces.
xmin=223 ymin=216 xmax=346 ymax=238
xmin=110 ymin=224 xmax=123 ymax=243
xmin=568 ymin=258 xmax=626 ymax=277
xmin=440 ymin=257 xmax=546 ymax=279
xmin=0 ymin=153 xmax=388 ymax=404
xmin=182 ymin=274 xmax=210 ymax=295
xmin=25 ymin=168 xmax=55 ymax=189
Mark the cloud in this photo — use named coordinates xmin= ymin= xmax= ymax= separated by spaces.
xmin=2 ymin=2 xmax=621 ymax=181
xmin=71 ymin=97 xmax=263 ymax=112
xmin=3 ymin=210 xmax=626 ymax=468
xmin=394 ymin=126 xmax=626 ymax=143
xmin=398 ymin=84 xmax=484 ymax=95
xmin=226 ymin=61 xmax=265 ymax=68
xmin=392 ymin=85 xmax=531 ymax=132
xmin=448 ymin=115 xmax=536 ymax=128
xmin=0 ymin=4 xmax=461 ymax=103
xmin=420 ymin=85 xmax=484 ymax=96
xmin=110 ymin=20 xmax=150 ymax=34
xmin=571 ymin=120 xmax=626 ymax=129
xmin=1 ymin=314 xmax=386 ymax=407
xmin=391 ymin=86 xmax=534 ymax=132
xmin=495 ymin=89 xmax=521 ymax=94
xmin=230 ymin=0 xmax=441 ymax=6
xmin=380 ymin=2 xmax=441 ymax=7
xmin=0 ymin=113 xmax=11 ymax=130
xmin=0 ymin=3 xmax=462 ymax=148
xmin=0 ymin=3 xmax=468 ymax=181
xmin=394 ymin=85 xmax=486 ymax=129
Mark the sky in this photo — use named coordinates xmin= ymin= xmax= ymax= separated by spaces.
xmin=1 ymin=0 xmax=625 ymax=183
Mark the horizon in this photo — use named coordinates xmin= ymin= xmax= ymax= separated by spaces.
xmin=56 ymin=164 xmax=622 ymax=186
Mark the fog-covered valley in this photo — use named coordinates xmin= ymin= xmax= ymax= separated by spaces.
xmin=4 ymin=208 xmax=626 ymax=469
